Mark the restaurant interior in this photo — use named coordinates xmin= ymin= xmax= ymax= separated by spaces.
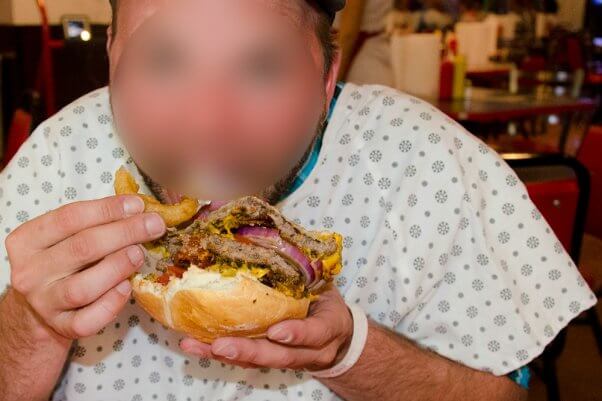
xmin=0 ymin=1 xmax=600 ymax=400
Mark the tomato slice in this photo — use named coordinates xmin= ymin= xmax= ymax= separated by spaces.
xmin=167 ymin=265 xmax=187 ymax=277
xmin=156 ymin=266 xmax=187 ymax=285
xmin=156 ymin=273 xmax=171 ymax=285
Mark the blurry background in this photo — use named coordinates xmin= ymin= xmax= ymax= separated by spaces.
xmin=0 ymin=0 xmax=110 ymax=163
xmin=0 ymin=1 xmax=600 ymax=400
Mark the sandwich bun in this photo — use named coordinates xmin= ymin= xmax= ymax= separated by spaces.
xmin=131 ymin=266 xmax=310 ymax=343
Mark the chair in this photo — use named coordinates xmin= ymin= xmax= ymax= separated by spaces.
xmin=2 ymin=91 xmax=40 ymax=168
xmin=577 ymin=126 xmax=602 ymax=239
xmin=506 ymin=153 xmax=602 ymax=401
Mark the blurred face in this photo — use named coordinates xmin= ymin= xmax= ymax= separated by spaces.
xmin=108 ymin=0 xmax=339 ymax=201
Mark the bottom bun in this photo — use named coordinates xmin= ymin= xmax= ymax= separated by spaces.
xmin=131 ymin=266 xmax=311 ymax=343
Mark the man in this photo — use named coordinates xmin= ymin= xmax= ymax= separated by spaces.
xmin=0 ymin=1 xmax=596 ymax=400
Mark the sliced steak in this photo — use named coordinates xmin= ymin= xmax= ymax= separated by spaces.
xmin=198 ymin=196 xmax=338 ymax=257
xmin=176 ymin=231 xmax=301 ymax=283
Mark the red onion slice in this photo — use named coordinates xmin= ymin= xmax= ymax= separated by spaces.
xmin=236 ymin=226 xmax=320 ymax=287
xmin=310 ymin=260 xmax=323 ymax=278
xmin=309 ymin=279 xmax=327 ymax=292
xmin=236 ymin=226 xmax=280 ymax=240
xmin=308 ymin=261 xmax=324 ymax=290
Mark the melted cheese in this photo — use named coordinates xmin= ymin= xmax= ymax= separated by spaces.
xmin=222 ymin=215 xmax=238 ymax=235
xmin=206 ymin=224 xmax=222 ymax=235
xmin=275 ymin=282 xmax=305 ymax=299
xmin=207 ymin=214 xmax=238 ymax=239
xmin=319 ymin=233 xmax=343 ymax=280
xmin=145 ymin=244 xmax=170 ymax=259
xmin=207 ymin=263 xmax=269 ymax=280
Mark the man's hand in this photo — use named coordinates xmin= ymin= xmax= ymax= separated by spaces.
xmin=6 ymin=195 xmax=166 ymax=339
xmin=180 ymin=288 xmax=526 ymax=401
xmin=180 ymin=286 xmax=353 ymax=370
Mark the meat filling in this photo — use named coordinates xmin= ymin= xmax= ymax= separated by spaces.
xmin=146 ymin=197 xmax=338 ymax=299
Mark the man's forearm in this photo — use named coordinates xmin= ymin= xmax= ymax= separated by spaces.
xmin=320 ymin=321 xmax=527 ymax=401
xmin=0 ymin=289 xmax=72 ymax=401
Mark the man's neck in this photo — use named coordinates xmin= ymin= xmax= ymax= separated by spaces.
xmin=258 ymin=135 xmax=317 ymax=204
xmin=139 ymin=132 xmax=318 ymax=206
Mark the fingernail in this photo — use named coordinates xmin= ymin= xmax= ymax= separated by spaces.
xmin=127 ymin=246 xmax=144 ymax=266
xmin=116 ymin=280 xmax=132 ymax=296
xmin=124 ymin=196 xmax=145 ymax=216
xmin=269 ymin=328 xmax=293 ymax=343
xmin=144 ymin=214 xmax=165 ymax=236
xmin=181 ymin=341 xmax=204 ymax=354
xmin=213 ymin=345 xmax=238 ymax=359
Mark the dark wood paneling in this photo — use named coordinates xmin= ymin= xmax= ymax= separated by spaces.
xmin=0 ymin=24 xmax=109 ymax=134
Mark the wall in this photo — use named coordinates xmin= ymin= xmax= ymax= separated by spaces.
xmin=557 ymin=0 xmax=586 ymax=32
xmin=1 ymin=0 xmax=111 ymax=25
xmin=0 ymin=0 xmax=13 ymax=24
xmin=0 ymin=0 xmax=588 ymax=30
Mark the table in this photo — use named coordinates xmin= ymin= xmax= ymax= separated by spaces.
xmin=435 ymin=88 xmax=597 ymax=123
xmin=433 ymin=88 xmax=598 ymax=153
xmin=466 ymin=63 xmax=512 ymax=82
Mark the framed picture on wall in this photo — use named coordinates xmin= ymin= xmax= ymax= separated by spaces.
xmin=61 ymin=15 xmax=92 ymax=41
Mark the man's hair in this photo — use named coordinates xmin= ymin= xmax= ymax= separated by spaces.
xmin=108 ymin=0 xmax=337 ymax=74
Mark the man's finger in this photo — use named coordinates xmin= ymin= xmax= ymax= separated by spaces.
xmin=36 ymin=212 xmax=165 ymax=282
xmin=179 ymin=338 xmax=213 ymax=357
xmin=54 ymin=279 xmax=132 ymax=339
xmin=179 ymin=338 xmax=258 ymax=369
xmin=210 ymin=338 xmax=337 ymax=370
xmin=267 ymin=291 xmax=351 ymax=347
xmin=213 ymin=357 xmax=257 ymax=370
xmin=266 ymin=314 xmax=337 ymax=348
xmin=15 ymin=195 xmax=145 ymax=250
xmin=48 ymin=245 xmax=145 ymax=310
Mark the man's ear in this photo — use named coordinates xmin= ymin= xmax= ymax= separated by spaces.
xmin=325 ymin=50 xmax=342 ymax=105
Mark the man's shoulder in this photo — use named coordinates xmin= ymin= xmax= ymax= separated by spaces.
xmin=29 ymin=87 xmax=113 ymax=151
xmin=335 ymin=83 xmax=487 ymax=168
xmin=0 ymin=88 xmax=120 ymax=289
xmin=43 ymin=86 xmax=111 ymax=132
xmin=24 ymin=86 xmax=127 ymax=200
xmin=62 ymin=86 xmax=110 ymax=111
xmin=33 ymin=86 xmax=122 ymax=156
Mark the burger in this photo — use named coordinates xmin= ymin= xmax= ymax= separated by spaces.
xmin=123 ymin=185 xmax=343 ymax=343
